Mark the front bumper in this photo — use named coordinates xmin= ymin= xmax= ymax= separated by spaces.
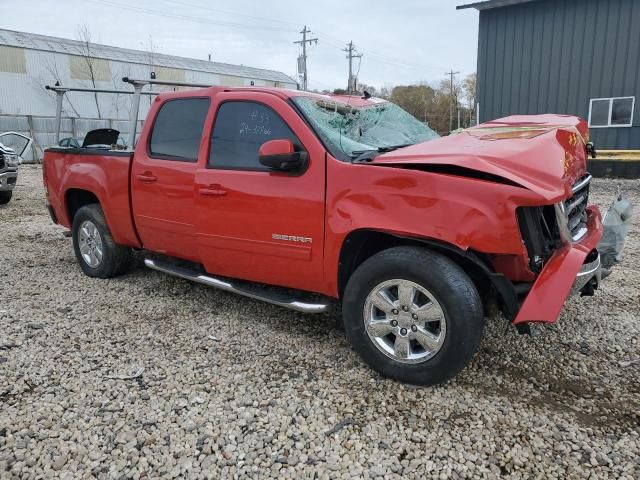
xmin=0 ymin=170 xmax=17 ymax=191
xmin=513 ymin=205 xmax=603 ymax=325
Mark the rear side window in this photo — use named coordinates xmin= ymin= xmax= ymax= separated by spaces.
xmin=209 ymin=101 xmax=299 ymax=170
xmin=149 ymin=98 xmax=210 ymax=161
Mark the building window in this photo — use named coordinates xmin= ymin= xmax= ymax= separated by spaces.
xmin=0 ymin=46 xmax=27 ymax=74
xmin=589 ymin=97 xmax=635 ymax=128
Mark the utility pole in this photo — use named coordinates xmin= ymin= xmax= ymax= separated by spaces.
xmin=343 ymin=41 xmax=363 ymax=94
xmin=445 ymin=69 xmax=460 ymax=133
xmin=293 ymin=26 xmax=317 ymax=91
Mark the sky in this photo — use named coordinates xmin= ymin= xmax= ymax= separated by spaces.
xmin=2 ymin=0 xmax=480 ymax=91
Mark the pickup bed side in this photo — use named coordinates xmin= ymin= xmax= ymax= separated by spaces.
xmin=43 ymin=148 xmax=141 ymax=249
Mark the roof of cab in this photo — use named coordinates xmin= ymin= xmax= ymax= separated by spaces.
xmin=154 ymin=87 xmax=389 ymax=107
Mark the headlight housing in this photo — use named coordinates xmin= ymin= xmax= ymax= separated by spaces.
xmin=0 ymin=153 xmax=20 ymax=168
xmin=4 ymin=153 xmax=20 ymax=167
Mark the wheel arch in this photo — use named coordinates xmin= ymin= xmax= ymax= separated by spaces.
xmin=65 ymin=188 xmax=101 ymax=223
xmin=337 ymin=229 xmax=519 ymax=320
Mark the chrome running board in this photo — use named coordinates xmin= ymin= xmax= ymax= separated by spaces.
xmin=144 ymin=258 xmax=332 ymax=314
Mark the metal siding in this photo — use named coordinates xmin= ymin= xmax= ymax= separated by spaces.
xmin=553 ymin=0 xmax=571 ymax=114
xmin=519 ymin=3 xmax=534 ymax=114
xmin=0 ymin=29 xmax=297 ymax=86
xmin=503 ymin=8 xmax=516 ymax=116
xmin=567 ymin=0 xmax=588 ymax=118
xmin=478 ymin=0 xmax=640 ymax=149
xmin=477 ymin=12 xmax=490 ymax=121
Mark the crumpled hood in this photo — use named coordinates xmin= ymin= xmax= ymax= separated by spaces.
xmin=372 ymin=114 xmax=590 ymax=202
xmin=0 ymin=142 xmax=16 ymax=154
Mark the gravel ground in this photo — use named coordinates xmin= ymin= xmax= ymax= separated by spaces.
xmin=1 ymin=165 xmax=639 ymax=479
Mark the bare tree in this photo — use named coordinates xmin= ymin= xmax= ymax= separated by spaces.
xmin=36 ymin=51 xmax=81 ymax=118
xmin=462 ymin=73 xmax=477 ymax=124
xmin=76 ymin=25 xmax=102 ymax=118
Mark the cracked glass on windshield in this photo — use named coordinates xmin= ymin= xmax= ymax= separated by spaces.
xmin=292 ymin=96 xmax=439 ymax=159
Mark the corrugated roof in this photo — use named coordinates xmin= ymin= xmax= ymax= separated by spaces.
xmin=457 ymin=0 xmax=539 ymax=10
xmin=0 ymin=28 xmax=297 ymax=85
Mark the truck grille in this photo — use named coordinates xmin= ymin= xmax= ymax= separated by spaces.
xmin=564 ymin=174 xmax=591 ymax=241
xmin=0 ymin=154 xmax=5 ymax=170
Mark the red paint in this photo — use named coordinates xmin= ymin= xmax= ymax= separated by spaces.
xmin=42 ymin=87 xmax=603 ymax=325
xmin=514 ymin=206 xmax=603 ymax=324
xmin=258 ymin=139 xmax=295 ymax=157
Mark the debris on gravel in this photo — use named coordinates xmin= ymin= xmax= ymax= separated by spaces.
xmin=1 ymin=166 xmax=639 ymax=479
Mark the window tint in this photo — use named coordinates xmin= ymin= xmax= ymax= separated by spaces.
xmin=611 ymin=98 xmax=634 ymax=125
xmin=590 ymin=100 xmax=610 ymax=127
xmin=149 ymin=98 xmax=210 ymax=161
xmin=209 ymin=101 xmax=299 ymax=169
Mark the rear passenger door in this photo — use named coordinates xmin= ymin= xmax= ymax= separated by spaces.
xmin=131 ymin=96 xmax=210 ymax=261
xmin=194 ymin=92 xmax=326 ymax=293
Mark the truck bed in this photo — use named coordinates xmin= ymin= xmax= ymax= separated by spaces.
xmin=43 ymin=148 xmax=141 ymax=248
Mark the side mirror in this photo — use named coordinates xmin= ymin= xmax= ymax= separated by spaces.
xmin=258 ymin=139 xmax=307 ymax=173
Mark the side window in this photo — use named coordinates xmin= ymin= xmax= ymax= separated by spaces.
xmin=209 ymin=101 xmax=300 ymax=170
xmin=149 ymin=98 xmax=210 ymax=161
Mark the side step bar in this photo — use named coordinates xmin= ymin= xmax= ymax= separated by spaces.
xmin=144 ymin=258 xmax=332 ymax=314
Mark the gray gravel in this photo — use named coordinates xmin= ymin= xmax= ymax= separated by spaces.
xmin=1 ymin=165 xmax=639 ymax=479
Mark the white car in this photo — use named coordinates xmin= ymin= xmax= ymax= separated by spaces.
xmin=0 ymin=132 xmax=32 ymax=205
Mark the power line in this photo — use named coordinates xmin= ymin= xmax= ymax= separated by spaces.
xmin=87 ymin=0 xmax=297 ymax=33
xmin=293 ymin=26 xmax=318 ymax=91
xmin=157 ymin=0 xmax=301 ymax=27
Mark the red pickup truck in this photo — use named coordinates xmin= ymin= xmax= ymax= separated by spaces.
xmin=43 ymin=87 xmax=609 ymax=385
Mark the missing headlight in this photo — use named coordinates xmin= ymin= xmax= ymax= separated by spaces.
xmin=516 ymin=206 xmax=562 ymax=272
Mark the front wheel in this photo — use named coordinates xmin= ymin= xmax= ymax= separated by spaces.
xmin=343 ymin=246 xmax=484 ymax=386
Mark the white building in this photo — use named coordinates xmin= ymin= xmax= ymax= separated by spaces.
xmin=0 ymin=28 xmax=298 ymax=159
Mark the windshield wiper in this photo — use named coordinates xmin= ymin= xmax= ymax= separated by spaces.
xmin=350 ymin=143 xmax=414 ymax=163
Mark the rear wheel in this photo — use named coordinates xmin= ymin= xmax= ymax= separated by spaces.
xmin=72 ymin=204 xmax=131 ymax=278
xmin=343 ymin=246 xmax=484 ymax=385
xmin=0 ymin=191 xmax=12 ymax=205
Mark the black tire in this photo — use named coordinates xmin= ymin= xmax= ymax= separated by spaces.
xmin=72 ymin=204 xmax=131 ymax=278
xmin=343 ymin=246 xmax=484 ymax=386
xmin=0 ymin=191 xmax=12 ymax=205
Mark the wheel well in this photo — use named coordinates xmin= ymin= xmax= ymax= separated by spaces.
xmin=337 ymin=230 xmax=518 ymax=318
xmin=65 ymin=189 xmax=100 ymax=222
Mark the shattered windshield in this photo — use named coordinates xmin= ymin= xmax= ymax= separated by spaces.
xmin=292 ymin=96 xmax=439 ymax=160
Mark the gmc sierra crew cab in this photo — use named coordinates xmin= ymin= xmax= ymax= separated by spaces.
xmin=43 ymin=87 xmax=616 ymax=385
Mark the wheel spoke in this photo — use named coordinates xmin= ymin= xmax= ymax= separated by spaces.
xmin=414 ymin=326 xmax=441 ymax=352
xmin=366 ymin=319 xmax=394 ymax=338
xmin=414 ymin=302 xmax=442 ymax=323
xmin=364 ymin=278 xmax=447 ymax=364
xmin=79 ymin=243 xmax=90 ymax=255
xmin=371 ymin=290 xmax=396 ymax=315
xmin=393 ymin=335 xmax=410 ymax=359
xmin=398 ymin=282 xmax=415 ymax=308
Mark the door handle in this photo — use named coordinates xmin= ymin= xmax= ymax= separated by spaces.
xmin=199 ymin=185 xmax=227 ymax=197
xmin=136 ymin=172 xmax=158 ymax=183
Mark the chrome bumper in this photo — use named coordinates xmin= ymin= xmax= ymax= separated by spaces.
xmin=571 ymin=249 xmax=601 ymax=296
xmin=0 ymin=170 xmax=17 ymax=191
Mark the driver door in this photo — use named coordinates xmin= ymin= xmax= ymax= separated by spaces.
xmin=194 ymin=92 xmax=326 ymax=292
